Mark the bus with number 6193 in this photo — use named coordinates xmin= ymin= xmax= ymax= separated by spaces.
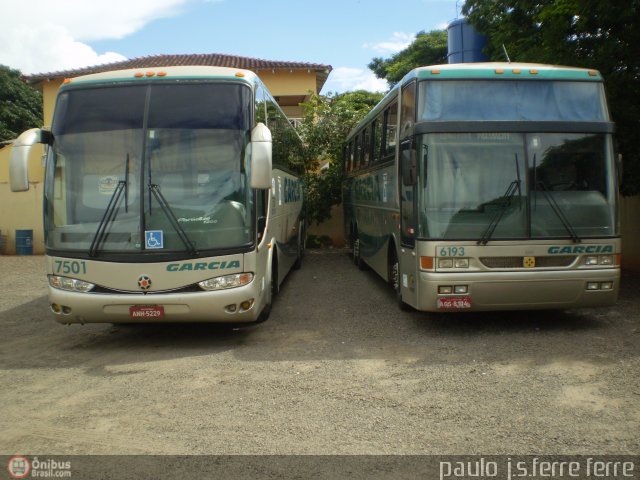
xmin=343 ymin=62 xmax=620 ymax=312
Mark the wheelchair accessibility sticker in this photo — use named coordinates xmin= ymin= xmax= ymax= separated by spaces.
xmin=145 ymin=230 xmax=164 ymax=249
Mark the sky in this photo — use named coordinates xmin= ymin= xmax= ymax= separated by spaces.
xmin=1 ymin=0 xmax=461 ymax=94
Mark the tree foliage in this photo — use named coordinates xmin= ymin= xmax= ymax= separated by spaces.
xmin=0 ymin=65 xmax=42 ymax=143
xmin=462 ymin=0 xmax=640 ymax=194
xmin=368 ymin=30 xmax=448 ymax=86
xmin=298 ymin=90 xmax=384 ymax=224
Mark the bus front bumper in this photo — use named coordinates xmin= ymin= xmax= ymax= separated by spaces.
xmin=47 ymin=281 xmax=267 ymax=324
xmin=416 ymin=268 xmax=620 ymax=312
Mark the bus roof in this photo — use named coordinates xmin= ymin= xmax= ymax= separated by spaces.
xmin=59 ymin=65 xmax=259 ymax=89
xmin=406 ymin=62 xmax=603 ymax=82
xmin=347 ymin=62 xmax=604 ymax=140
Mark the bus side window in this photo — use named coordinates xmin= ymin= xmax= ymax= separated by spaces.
xmin=255 ymin=87 xmax=267 ymax=125
xmin=363 ymin=128 xmax=370 ymax=166
xmin=383 ymin=101 xmax=398 ymax=159
xmin=373 ymin=117 xmax=382 ymax=164
xmin=257 ymin=189 xmax=268 ymax=241
xmin=400 ymin=81 xmax=416 ymax=140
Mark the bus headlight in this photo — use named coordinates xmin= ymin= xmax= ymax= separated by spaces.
xmin=198 ymin=273 xmax=254 ymax=291
xmin=48 ymin=275 xmax=95 ymax=293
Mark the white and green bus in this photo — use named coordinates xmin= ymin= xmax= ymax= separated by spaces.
xmin=343 ymin=63 xmax=620 ymax=312
xmin=10 ymin=66 xmax=305 ymax=323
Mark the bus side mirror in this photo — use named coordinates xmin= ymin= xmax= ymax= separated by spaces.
xmin=250 ymin=123 xmax=272 ymax=189
xmin=10 ymin=128 xmax=50 ymax=192
xmin=401 ymin=148 xmax=417 ymax=186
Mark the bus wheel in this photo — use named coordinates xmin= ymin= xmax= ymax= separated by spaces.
xmin=353 ymin=236 xmax=366 ymax=270
xmin=389 ymin=249 xmax=411 ymax=311
xmin=293 ymin=223 xmax=304 ymax=270
xmin=256 ymin=255 xmax=277 ymax=323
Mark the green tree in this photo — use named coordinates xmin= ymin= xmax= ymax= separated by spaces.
xmin=298 ymin=90 xmax=383 ymax=224
xmin=368 ymin=30 xmax=448 ymax=86
xmin=0 ymin=66 xmax=43 ymax=142
xmin=462 ymin=0 xmax=640 ymax=194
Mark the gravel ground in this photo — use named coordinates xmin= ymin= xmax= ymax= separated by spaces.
xmin=0 ymin=251 xmax=639 ymax=456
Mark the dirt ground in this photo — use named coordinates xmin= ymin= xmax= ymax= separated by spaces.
xmin=0 ymin=251 xmax=639 ymax=456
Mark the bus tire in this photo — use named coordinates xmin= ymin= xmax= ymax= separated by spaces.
xmin=389 ymin=248 xmax=412 ymax=311
xmin=293 ymin=222 xmax=304 ymax=270
xmin=353 ymin=235 xmax=366 ymax=270
xmin=256 ymin=253 xmax=277 ymax=323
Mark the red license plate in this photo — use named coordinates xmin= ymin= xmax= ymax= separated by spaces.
xmin=129 ymin=305 xmax=165 ymax=318
xmin=437 ymin=296 xmax=472 ymax=310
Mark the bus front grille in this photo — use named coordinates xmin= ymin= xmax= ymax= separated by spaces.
xmin=479 ymin=256 xmax=576 ymax=269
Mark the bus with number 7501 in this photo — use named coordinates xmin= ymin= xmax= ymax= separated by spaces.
xmin=343 ymin=62 xmax=620 ymax=312
xmin=10 ymin=66 xmax=305 ymax=324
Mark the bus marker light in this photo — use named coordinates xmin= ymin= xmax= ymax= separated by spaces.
xmin=438 ymin=286 xmax=453 ymax=294
xmin=146 ymin=71 xmax=155 ymax=77
xmin=495 ymin=69 xmax=504 ymax=74
xmin=157 ymin=71 xmax=167 ymax=77
xmin=134 ymin=72 xmax=144 ymax=78
xmin=240 ymin=299 xmax=254 ymax=311
xmin=63 ymin=78 xmax=72 ymax=84
xmin=588 ymin=70 xmax=598 ymax=76
xmin=431 ymin=69 xmax=441 ymax=75
xmin=529 ymin=69 xmax=539 ymax=74
xmin=512 ymin=69 xmax=521 ymax=74
xmin=420 ymin=256 xmax=434 ymax=270
xmin=586 ymin=282 xmax=600 ymax=290
xmin=235 ymin=72 xmax=245 ymax=77
xmin=615 ymin=254 xmax=621 ymax=266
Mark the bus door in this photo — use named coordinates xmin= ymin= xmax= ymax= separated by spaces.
xmin=397 ymin=81 xmax=418 ymax=307
xmin=398 ymin=138 xmax=418 ymax=306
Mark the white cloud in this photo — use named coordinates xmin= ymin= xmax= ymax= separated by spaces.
xmin=322 ymin=67 xmax=389 ymax=94
xmin=363 ymin=32 xmax=416 ymax=55
xmin=0 ymin=0 xmax=194 ymax=74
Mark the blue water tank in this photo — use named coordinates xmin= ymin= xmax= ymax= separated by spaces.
xmin=447 ymin=18 xmax=489 ymax=64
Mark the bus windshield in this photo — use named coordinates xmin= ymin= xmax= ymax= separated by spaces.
xmin=45 ymin=82 xmax=253 ymax=254
xmin=419 ymin=133 xmax=617 ymax=240
xmin=418 ymin=80 xmax=608 ymax=121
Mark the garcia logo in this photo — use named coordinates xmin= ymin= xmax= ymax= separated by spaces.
xmin=167 ymin=260 xmax=241 ymax=272
xmin=548 ymin=245 xmax=614 ymax=254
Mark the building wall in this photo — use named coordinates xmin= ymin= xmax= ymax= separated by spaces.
xmin=257 ymin=69 xmax=316 ymax=97
xmin=0 ymin=144 xmax=46 ymax=254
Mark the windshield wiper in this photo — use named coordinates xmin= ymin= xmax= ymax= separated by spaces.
xmin=535 ymin=181 xmax=581 ymax=243
xmin=477 ymin=179 xmax=521 ymax=245
xmin=89 ymin=180 xmax=126 ymax=257
xmin=149 ymin=184 xmax=198 ymax=255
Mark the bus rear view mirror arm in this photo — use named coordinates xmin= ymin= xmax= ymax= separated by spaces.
xmin=250 ymin=122 xmax=272 ymax=189
xmin=10 ymin=128 xmax=53 ymax=192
